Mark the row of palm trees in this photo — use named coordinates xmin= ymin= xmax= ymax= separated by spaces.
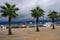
xmin=31 ymin=6 xmax=60 ymax=31
xmin=0 ymin=3 xmax=60 ymax=35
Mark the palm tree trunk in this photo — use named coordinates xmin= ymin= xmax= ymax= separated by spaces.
xmin=8 ymin=16 xmax=12 ymax=35
xmin=52 ymin=18 xmax=55 ymax=29
xmin=36 ymin=17 xmax=39 ymax=32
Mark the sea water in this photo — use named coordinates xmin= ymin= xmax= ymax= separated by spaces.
xmin=0 ymin=19 xmax=60 ymax=27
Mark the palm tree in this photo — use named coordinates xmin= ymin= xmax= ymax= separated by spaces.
xmin=48 ymin=11 xmax=58 ymax=29
xmin=0 ymin=3 xmax=19 ymax=35
xmin=31 ymin=6 xmax=44 ymax=32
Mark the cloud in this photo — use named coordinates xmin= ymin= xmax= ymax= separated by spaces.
xmin=0 ymin=0 xmax=60 ymax=21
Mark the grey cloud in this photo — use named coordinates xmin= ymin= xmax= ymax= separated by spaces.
xmin=0 ymin=0 xmax=60 ymax=21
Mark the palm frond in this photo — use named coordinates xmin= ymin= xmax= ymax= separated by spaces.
xmin=14 ymin=8 xmax=19 ymax=11
xmin=0 ymin=3 xmax=19 ymax=18
xmin=5 ymin=2 xmax=10 ymax=9
xmin=12 ymin=13 xmax=18 ymax=18
xmin=48 ymin=10 xmax=58 ymax=18
xmin=0 ymin=10 xmax=7 ymax=13
xmin=12 ymin=4 xmax=15 ymax=8
xmin=0 ymin=6 xmax=7 ymax=10
xmin=1 ymin=13 xmax=8 ymax=17
xmin=31 ymin=6 xmax=44 ymax=18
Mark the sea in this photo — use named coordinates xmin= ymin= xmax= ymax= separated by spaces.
xmin=0 ymin=20 xmax=60 ymax=27
xmin=0 ymin=19 xmax=60 ymax=25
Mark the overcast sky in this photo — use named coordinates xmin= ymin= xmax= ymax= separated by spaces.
xmin=0 ymin=0 xmax=60 ymax=21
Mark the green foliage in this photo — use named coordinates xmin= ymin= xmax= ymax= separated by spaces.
xmin=0 ymin=2 xmax=19 ymax=18
xmin=0 ymin=6 xmax=7 ymax=10
xmin=31 ymin=6 xmax=44 ymax=18
xmin=48 ymin=11 xmax=58 ymax=19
